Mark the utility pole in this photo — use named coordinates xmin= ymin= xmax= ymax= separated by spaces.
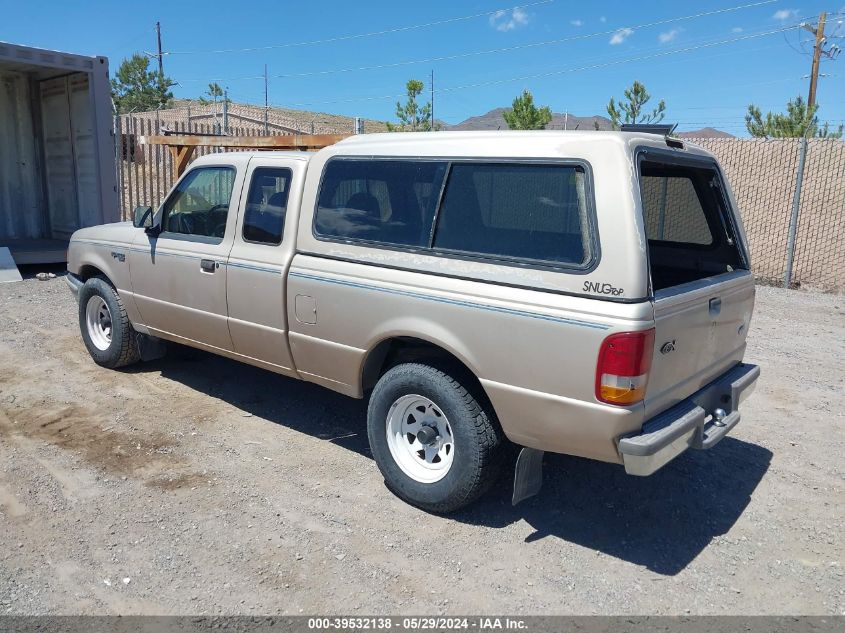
xmin=155 ymin=21 xmax=165 ymax=107
xmin=263 ymin=64 xmax=269 ymax=135
xmin=222 ymin=88 xmax=229 ymax=135
xmin=155 ymin=21 xmax=164 ymax=78
xmin=430 ymin=69 xmax=435 ymax=132
xmin=805 ymin=12 xmax=827 ymax=110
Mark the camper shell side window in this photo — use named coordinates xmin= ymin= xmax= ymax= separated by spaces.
xmin=313 ymin=157 xmax=600 ymax=274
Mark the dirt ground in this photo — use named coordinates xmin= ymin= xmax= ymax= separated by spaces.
xmin=0 ymin=271 xmax=842 ymax=616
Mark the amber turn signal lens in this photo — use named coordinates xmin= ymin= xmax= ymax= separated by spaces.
xmin=595 ymin=329 xmax=655 ymax=406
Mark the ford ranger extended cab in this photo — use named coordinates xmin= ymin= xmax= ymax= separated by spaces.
xmin=67 ymin=131 xmax=759 ymax=513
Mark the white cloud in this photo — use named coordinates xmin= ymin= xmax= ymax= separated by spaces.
xmin=732 ymin=26 xmax=744 ymax=33
xmin=490 ymin=7 xmax=529 ymax=32
xmin=570 ymin=19 xmax=583 ymax=27
xmin=658 ymin=28 xmax=680 ymax=43
xmin=773 ymin=9 xmax=798 ymax=21
xmin=610 ymin=28 xmax=633 ymax=45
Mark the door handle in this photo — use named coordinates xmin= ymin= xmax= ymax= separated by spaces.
xmin=709 ymin=297 xmax=722 ymax=317
xmin=200 ymin=259 xmax=217 ymax=273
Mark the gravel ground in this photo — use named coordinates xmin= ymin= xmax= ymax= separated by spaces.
xmin=0 ymin=272 xmax=842 ymax=615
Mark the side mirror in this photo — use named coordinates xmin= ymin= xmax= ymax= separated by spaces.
xmin=133 ymin=206 xmax=153 ymax=229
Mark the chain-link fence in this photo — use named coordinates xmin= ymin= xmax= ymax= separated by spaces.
xmin=693 ymin=138 xmax=845 ymax=292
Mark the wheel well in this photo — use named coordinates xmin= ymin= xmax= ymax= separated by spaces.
xmin=362 ymin=337 xmax=487 ymax=403
xmin=78 ymin=264 xmax=106 ymax=281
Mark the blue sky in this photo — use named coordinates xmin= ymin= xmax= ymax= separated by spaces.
xmin=2 ymin=0 xmax=843 ymax=134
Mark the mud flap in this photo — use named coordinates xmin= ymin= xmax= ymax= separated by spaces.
xmin=512 ymin=447 xmax=544 ymax=506
xmin=136 ymin=332 xmax=167 ymax=361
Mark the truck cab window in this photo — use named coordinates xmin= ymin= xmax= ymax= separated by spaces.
xmin=243 ymin=167 xmax=292 ymax=245
xmin=161 ymin=166 xmax=236 ymax=239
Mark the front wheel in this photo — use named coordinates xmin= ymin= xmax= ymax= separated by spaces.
xmin=367 ymin=363 xmax=506 ymax=513
xmin=78 ymin=277 xmax=140 ymax=369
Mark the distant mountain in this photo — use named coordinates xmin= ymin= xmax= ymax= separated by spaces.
xmin=446 ymin=108 xmax=612 ymax=131
xmin=446 ymin=108 xmax=734 ymax=138
xmin=675 ymin=127 xmax=735 ymax=139
xmin=445 ymin=108 xmax=610 ymax=130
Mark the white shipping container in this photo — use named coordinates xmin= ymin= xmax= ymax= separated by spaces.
xmin=0 ymin=42 xmax=118 ymax=264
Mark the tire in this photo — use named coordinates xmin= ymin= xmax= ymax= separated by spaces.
xmin=78 ymin=276 xmax=140 ymax=369
xmin=367 ymin=362 xmax=506 ymax=513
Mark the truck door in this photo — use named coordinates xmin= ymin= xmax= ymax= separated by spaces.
xmin=129 ymin=164 xmax=241 ymax=352
xmin=225 ymin=159 xmax=301 ymax=376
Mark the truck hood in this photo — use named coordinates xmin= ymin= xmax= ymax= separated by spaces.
xmin=70 ymin=221 xmax=137 ymax=246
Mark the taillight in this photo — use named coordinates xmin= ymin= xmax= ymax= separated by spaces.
xmin=595 ymin=329 xmax=655 ymax=406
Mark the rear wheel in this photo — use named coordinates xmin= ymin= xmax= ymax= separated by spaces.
xmin=78 ymin=277 xmax=140 ymax=368
xmin=368 ymin=363 xmax=505 ymax=513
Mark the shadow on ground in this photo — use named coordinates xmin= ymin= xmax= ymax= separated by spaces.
xmin=141 ymin=345 xmax=772 ymax=577
xmin=145 ymin=344 xmax=372 ymax=456
xmin=453 ymin=438 xmax=771 ymax=575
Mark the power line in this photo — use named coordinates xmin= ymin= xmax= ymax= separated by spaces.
xmin=176 ymin=75 xmax=264 ymax=83
xmin=273 ymin=0 xmax=779 ymax=78
xmin=171 ymin=2 xmax=788 ymax=86
xmin=114 ymin=25 xmax=160 ymax=58
xmin=227 ymin=41 xmax=799 ymax=116
xmin=442 ymin=28 xmax=797 ymax=93
xmin=276 ymin=26 xmax=796 ymax=108
xmin=164 ymin=0 xmax=554 ymax=55
xmin=224 ymin=38 xmax=793 ymax=107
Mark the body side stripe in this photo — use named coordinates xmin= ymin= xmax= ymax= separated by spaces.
xmin=289 ymin=271 xmax=609 ymax=330
xmin=74 ymin=240 xmax=282 ymax=275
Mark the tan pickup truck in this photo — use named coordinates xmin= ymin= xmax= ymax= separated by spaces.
xmin=67 ymin=130 xmax=759 ymax=512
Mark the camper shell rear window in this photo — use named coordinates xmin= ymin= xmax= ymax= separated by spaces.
xmin=638 ymin=151 xmax=748 ymax=292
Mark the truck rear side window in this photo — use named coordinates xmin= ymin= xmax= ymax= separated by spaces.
xmin=433 ymin=163 xmax=590 ymax=267
xmin=639 ymin=160 xmax=746 ymax=291
xmin=315 ymin=159 xmax=447 ymax=247
xmin=243 ymin=167 xmax=291 ymax=245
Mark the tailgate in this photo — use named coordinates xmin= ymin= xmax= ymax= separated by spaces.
xmin=636 ymin=147 xmax=755 ymax=419
xmin=645 ymin=270 xmax=755 ymax=417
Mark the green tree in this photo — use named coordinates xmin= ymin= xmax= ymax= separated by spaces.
xmin=746 ymin=96 xmax=843 ymax=138
xmin=502 ymin=89 xmax=552 ymax=130
xmin=111 ymin=53 xmax=174 ymax=113
xmin=199 ymin=82 xmax=224 ymax=104
xmin=387 ymin=79 xmax=432 ymax=132
xmin=606 ymin=80 xmax=666 ymax=129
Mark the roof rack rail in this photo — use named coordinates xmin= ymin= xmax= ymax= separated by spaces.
xmin=619 ymin=123 xmax=678 ymax=136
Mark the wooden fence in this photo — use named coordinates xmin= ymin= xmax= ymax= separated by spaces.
xmin=115 ymin=116 xmax=276 ymax=219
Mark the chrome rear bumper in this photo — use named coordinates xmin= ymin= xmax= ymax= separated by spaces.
xmin=618 ymin=363 xmax=760 ymax=476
